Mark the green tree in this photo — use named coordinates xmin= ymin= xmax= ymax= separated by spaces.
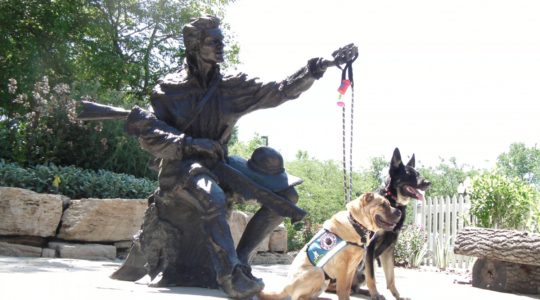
xmin=496 ymin=143 xmax=540 ymax=187
xmin=359 ymin=156 xmax=388 ymax=192
xmin=418 ymin=157 xmax=480 ymax=197
xmin=228 ymin=132 xmax=266 ymax=159
xmin=0 ymin=0 xmax=237 ymax=108
xmin=0 ymin=0 xmax=237 ymax=177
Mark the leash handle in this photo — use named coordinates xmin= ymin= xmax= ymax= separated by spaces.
xmin=336 ymin=55 xmax=358 ymax=204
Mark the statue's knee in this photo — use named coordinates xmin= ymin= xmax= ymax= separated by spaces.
xmin=191 ymin=174 xmax=228 ymax=213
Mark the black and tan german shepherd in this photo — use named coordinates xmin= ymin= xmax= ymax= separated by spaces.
xmin=348 ymin=148 xmax=431 ymax=299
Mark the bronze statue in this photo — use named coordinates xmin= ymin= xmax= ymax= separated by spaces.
xmin=103 ymin=15 xmax=358 ymax=299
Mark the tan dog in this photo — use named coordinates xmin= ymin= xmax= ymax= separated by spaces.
xmin=258 ymin=192 xmax=402 ymax=300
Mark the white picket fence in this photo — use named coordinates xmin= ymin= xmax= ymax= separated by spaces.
xmin=412 ymin=195 xmax=475 ymax=269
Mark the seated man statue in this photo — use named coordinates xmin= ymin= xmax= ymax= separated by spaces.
xmin=112 ymin=15 xmax=357 ymax=299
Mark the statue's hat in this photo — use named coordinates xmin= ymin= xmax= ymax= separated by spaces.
xmin=228 ymin=147 xmax=303 ymax=192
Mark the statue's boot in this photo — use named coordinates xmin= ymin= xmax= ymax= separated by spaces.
xmin=110 ymin=241 xmax=147 ymax=281
xmin=203 ymin=207 xmax=264 ymax=298
xmin=218 ymin=264 xmax=264 ymax=299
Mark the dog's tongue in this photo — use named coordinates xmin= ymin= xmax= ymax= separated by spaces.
xmin=406 ymin=186 xmax=425 ymax=201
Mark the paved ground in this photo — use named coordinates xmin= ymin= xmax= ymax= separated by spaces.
xmin=0 ymin=256 xmax=538 ymax=300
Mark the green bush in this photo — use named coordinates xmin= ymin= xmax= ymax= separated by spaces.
xmin=0 ymin=160 xmax=156 ymax=199
xmin=0 ymin=77 xmax=155 ymax=179
xmin=394 ymin=225 xmax=428 ymax=268
xmin=285 ymin=219 xmax=319 ymax=252
xmin=469 ymin=171 xmax=540 ymax=232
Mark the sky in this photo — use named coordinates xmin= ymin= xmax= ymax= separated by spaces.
xmin=224 ymin=0 xmax=540 ymax=170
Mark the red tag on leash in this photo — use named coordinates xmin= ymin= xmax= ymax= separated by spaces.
xmin=337 ymin=79 xmax=351 ymax=95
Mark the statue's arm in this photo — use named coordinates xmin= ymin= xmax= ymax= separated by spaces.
xmin=245 ymin=44 xmax=358 ymax=111
xmin=124 ymin=106 xmax=188 ymax=160
xmin=125 ymin=106 xmax=223 ymax=161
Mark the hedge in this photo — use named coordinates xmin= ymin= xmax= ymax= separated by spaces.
xmin=0 ymin=160 xmax=156 ymax=199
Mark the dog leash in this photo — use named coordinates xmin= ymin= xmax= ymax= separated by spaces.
xmin=337 ymin=55 xmax=358 ymax=204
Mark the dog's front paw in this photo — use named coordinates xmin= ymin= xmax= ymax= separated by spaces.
xmin=371 ymin=294 xmax=386 ymax=300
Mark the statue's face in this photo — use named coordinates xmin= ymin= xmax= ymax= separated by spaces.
xmin=199 ymin=28 xmax=224 ymax=64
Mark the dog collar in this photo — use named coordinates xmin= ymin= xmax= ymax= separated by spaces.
xmin=348 ymin=213 xmax=373 ymax=245
xmin=385 ymin=190 xmax=398 ymax=201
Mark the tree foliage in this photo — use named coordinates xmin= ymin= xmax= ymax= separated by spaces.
xmin=418 ymin=157 xmax=479 ymax=197
xmin=0 ymin=77 xmax=154 ymax=178
xmin=0 ymin=0 xmax=236 ymax=107
xmin=469 ymin=171 xmax=539 ymax=232
xmin=0 ymin=0 xmax=236 ymax=176
xmin=496 ymin=143 xmax=540 ymax=188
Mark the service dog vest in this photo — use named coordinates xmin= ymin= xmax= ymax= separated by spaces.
xmin=306 ymin=229 xmax=349 ymax=268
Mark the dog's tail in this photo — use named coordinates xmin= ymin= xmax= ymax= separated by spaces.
xmin=257 ymin=286 xmax=291 ymax=300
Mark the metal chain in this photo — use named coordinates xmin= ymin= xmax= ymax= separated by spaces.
xmin=349 ymin=85 xmax=355 ymax=201
xmin=341 ymin=105 xmax=351 ymax=204
xmin=339 ymin=57 xmax=357 ymax=205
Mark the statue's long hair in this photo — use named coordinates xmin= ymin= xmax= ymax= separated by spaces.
xmin=182 ymin=16 xmax=221 ymax=78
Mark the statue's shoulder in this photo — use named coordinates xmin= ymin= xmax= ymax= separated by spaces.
xmin=152 ymin=70 xmax=193 ymax=100
xmin=157 ymin=70 xmax=190 ymax=88
xmin=222 ymin=71 xmax=261 ymax=88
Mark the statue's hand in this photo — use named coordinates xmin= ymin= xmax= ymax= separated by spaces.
xmin=185 ymin=138 xmax=224 ymax=161
xmin=331 ymin=43 xmax=358 ymax=66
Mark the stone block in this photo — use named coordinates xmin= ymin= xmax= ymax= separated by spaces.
xmin=58 ymin=198 xmax=146 ymax=242
xmin=49 ymin=242 xmax=116 ymax=260
xmin=41 ymin=248 xmax=56 ymax=258
xmin=0 ymin=241 xmax=42 ymax=257
xmin=0 ymin=187 xmax=64 ymax=237
xmin=269 ymin=224 xmax=287 ymax=252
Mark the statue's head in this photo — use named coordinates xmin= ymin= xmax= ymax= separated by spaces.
xmin=183 ymin=16 xmax=224 ymax=70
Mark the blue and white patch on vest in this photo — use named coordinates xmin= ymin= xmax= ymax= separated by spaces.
xmin=306 ymin=229 xmax=348 ymax=268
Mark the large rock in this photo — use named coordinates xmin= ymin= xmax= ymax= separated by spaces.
xmin=251 ymin=252 xmax=294 ymax=265
xmin=269 ymin=224 xmax=287 ymax=252
xmin=58 ymin=198 xmax=146 ymax=242
xmin=227 ymin=210 xmax=287 ymax=253
xmin=229 ymin=210 xmax=250 ymax=248
xmin=0 ymin=187 xmax=64 ymax=237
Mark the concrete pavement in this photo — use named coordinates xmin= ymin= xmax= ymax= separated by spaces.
xmin=0 ymin=256 xmax=538 ymax=300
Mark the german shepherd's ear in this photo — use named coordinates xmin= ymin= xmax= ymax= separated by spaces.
xmin=390 ymin=148 xmax=403 ymax=172
xmin=406 ymin=154 xmax=416 ymax=168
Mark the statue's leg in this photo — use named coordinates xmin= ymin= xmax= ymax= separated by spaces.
xmin=187 ymin=173 xmax=264 ymax=298
xmin=237 ymin=187 xmax=299 ymax=265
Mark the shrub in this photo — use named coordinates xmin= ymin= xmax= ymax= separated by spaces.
xmin=0 ymin=77 xmax=154 ymax=179
xmin=285 ymin=219 xmax=319 ymax=252
xmin=0 ymin=160 xmax=156 ymax=199
xmin=433 ymin=235 xmax=453 ymax=270
xmin=394 ymin=225 xmax=428 ymax=268
xmin=469 ymin=171 xmax=539 ymax=231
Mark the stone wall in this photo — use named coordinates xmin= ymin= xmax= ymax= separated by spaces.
xmin=0 ymin=187 xmax=288 ymax=262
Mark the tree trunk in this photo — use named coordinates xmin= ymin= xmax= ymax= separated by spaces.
xmin=472 ymin=258 xmax=540 ymax=294
xmin=454 ymin=227 xmax=540 ymax=266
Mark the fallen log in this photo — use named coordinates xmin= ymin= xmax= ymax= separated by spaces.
xmin=454 ymin=227 xmax=540 ymax=267
xmin=454 ymin=227 xmax=540 ymax=294
xmin=472 ymin=258 xmax=540 ymax=294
